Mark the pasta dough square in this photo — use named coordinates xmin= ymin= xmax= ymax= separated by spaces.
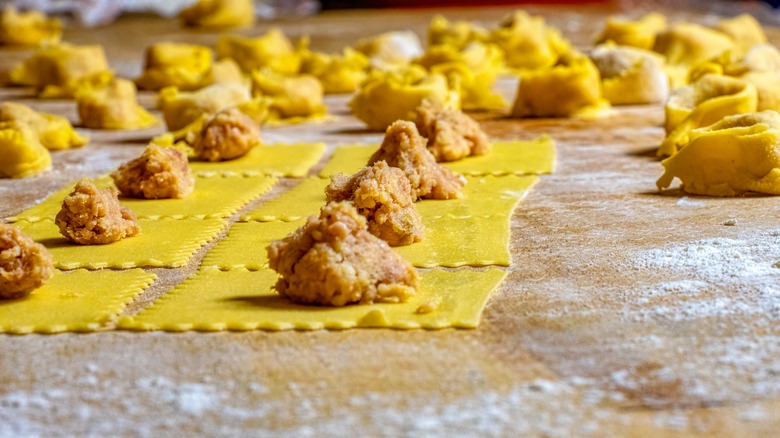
xmin=201 ymin=220 xmax=301 ymax=270
xmin=7 ymin=175 xmax=278 ymax=222
xmin=0 ymin=269 xmax=156 ymax=334
xmin=118 ymin=268 xmax=506 ymax=331
xmin=318 ymin=137 xmax=556 ymax=178
xmin=13 ymin=218 xmax=227 ymax=269
xmin=190 ymin=142 xmax=326 ymax=177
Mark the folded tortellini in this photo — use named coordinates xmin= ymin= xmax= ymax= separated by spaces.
xmin=657 ymin=111 xmax=780 ymax=196
xmin=158 ymin=82 xmax=253 ymax=131
xmin=216 ymin=30 xmax=303 ymax=75
xmin=135 ymin=42 xmax=214 ymax=91
xmin=590 ymin=44 xmax=668 ymax=105
xmin=8 ymin=43 xmax=113 ymax=98
xmin=250 ymin=69 xmax=326 ymax=121
xmin=179 ymin=0 xmax=255 ymax=28
xmin=300 ymin=48 xmax=369 ymax=94
xmin=0 ymin=102 xmax=87 ymax=150
xmin=415 ymin=41 xmax=505 ymax=111
xmin=714 ymin=14 xmax=767 ymax=53
xmin=0 ymin=121 xmax=51 ymax=178
xmin=427 ymin=15 xmax=487 ymax=50
xmin=659 ymin=74 xmax=757 ymax=156
xmin=76 ymin=79 xmax=158 ymax=130
xmin=511 ymin=52 xmax=609 ymax=118
xmin=349 ymin=65 xmax=460 ymax=131
xmin=595 ymin=13 xmax=667 ymax=51
xmin=488 ymin=10 xmax=571 ymax=71
xmin=653 ymin=23 xmax=734 ymax=67
xmin=0 ymin=6 xmax=62 ymax=46
xmin=356 ymin=31 xmax=425 ymax=70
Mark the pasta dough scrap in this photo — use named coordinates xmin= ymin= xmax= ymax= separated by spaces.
xmin=56 ymin=179 xmax=140 ymax=245
xmin=251 ymin=69 xmax=327 ymax=120
xmin=0 ymin=102 xmax=87 ymax=150
xmin=714 ymin=14 xmax=766 ymax=53
xmin=8 ymin=174 xmax=277 ymax=222
xmin=415 ymin=99 xmax=490 ymax=162
xmin=14 ymin=217 xmax=227 ymax=270
xmin=158 ymin=82 xmax=252 ymax=131
xmin=76 ymin=79 xmax=159 ymax=130
xmin=595 ymin=13 xmax=667 ymax=51
xmin=349 ymin=65 xmax=460 ymax=131
xmin=659 ymin=74 xmax=757 ymax=157
xmin=9 ymin=43 xmax=112 ymax=98
xmin=590 ymin=44 xmax=669 ymax=105
xmin=0 ymin=121 xmax=51 ymax=178
xmin=135 ymin=42 xmax=214 ymax=91
xmin=657 ymin=111 xmax=780 ymax=196
xmin=511 ymin=52 xmax=610 ymax=119
xmin=267 ymin=201 xmax=419 ymax=306
xmin=118 ymin=268 xmax=506 ymax=331
xmin=0 ymin=6 xmax=62 ymax=46
xmin=488 ymin=10 xmax=571 ymax=71
xmin=180 ymin=0 xmax=255 ymax=28
xmin=216 ymin=30 xmax=302 ymax=75
xmin=0 ymin=269 xmax=156 ymax=334
xmin=356 ymin=30 xmax=424 ymax=69
xmin=300 ymin=48 xmax=369 ymax=94
xmin=653 ymin=22 xmax=734 ymax=67
xmin=112 ymin=144 xmax=195 ymax=199
xmin=319 ymin=136 xmax=556 ymax=178
xmin=0 ymin=223 xmax=53 ymax=299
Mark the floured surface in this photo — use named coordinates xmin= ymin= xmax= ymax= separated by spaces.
xmin=1 ymin=4 xmax=779 ymax=437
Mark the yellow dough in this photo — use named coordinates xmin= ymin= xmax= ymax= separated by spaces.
xmin=118 ymin=268 xmax=506 ymax=331
xmin=319 ymin=137 xmax=556 ymax=178
xmin=714 ymin=14 xmax=766 ymax=53
xmin=0 ymin=6 xmax=62 ymax=46
xmin=653 ymin=22 xmax=734 ymax=67
xmin=349 ymin=65 xmax=459 ymax=131
xmin=427 ymin=15 xmax=487 ymax=51
xmin=300 ymin=48 xmax=369 ymax=94
xmin=189 ymin=142 xmax=326 ymax=177
xmin=488 ymin=10 xmax=571 ymax=71
xmin=415 ymin=41 xmax=506 ymax=111
xmin=14 ymin=218 xmax=227 ymax=270
xmin=657 ymin=111 xmax=780 ymax=196
xmin=158 ymin=82 xmax=252 ymax=131
xmin=8 ymin=43 xmax=112 ymax=98
xmin=0 ymin=269 xmax=155 ymax=334
xmin=0 ymin=102 xmax=87 ymax=150
xmin=355 ymin=30 xmax=424 ymax=69
xmin=8 ymin=175 xmax=277 ymax=222
xmin=76 ymin=79 xmax=159 ymax=130
xmin=511 ymin=53 xmax=610 ymax=118
xmin=590 ymin=44 xmax=669 ymax=105
xmin=250 ymin=69 xmax=327 ymax=121
xmin=0 ymin=121 xmax=51 ymax=178
xmin=179 ymin=0 xmax=255 ymax=28
xmin=659 ymin=74 xmax=757 ymax=157
xmin=216 ymin=30 xmax=302 ymax=75
xmin=595 ymin=13 xmax=667 ymax=51
xmin=135 ymin=42 xmax=214 ymax=91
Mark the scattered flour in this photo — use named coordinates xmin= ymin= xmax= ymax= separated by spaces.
xmin=676 ymin=197 xmax=706 ymax=208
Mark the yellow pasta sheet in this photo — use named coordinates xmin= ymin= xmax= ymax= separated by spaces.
xmin=14 ymin=218 xmax=226 ymax=269
xmin=190 ymin=142 xmax=326 ymax=177
xmin=7 ymin=175 xmax=278 ymax=222
xmin=118 ymin=268 xmax=506 ymax=331
xmin=318 ymin=137 xmax=556 ymax=178
xmin=0 ymin=269 xmax=156 ymax=334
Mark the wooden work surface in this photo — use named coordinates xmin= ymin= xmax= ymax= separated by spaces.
xmin=2 ymin=3 xmax=780 ymax=436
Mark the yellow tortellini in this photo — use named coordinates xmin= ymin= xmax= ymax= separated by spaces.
xmin=349 ymin=65 xmax=460 ymax=131
xmin=714 ymin=14 xmax=766 ymax=53
xmin=511 ymin=53 xmax=609 ymax=119
xmin=76 ymin=79 xmax=158 ymax=130
xmin=216 ymin=30 xmax=303 ymax=75
xmin=135 ymin=42 xmax=214 ymax=91
xmin=179 ymin=0 xmax=255 ymax=28
xmin=356 ymin=31 xmax=424 ymax=70
xmin=653 ymin=23 xmax=734 ymax=67
xmin=488 ymin=10 xmax=571 ymax=71
xmin=0 ymin=121 xmax=51 ymax=178
xmin=427 ymin=15 xmax=487 ymax=50
xmin=199 ymin=58 xmax=248 ymax=88
xmin=158 ymin=82 xmax=253 ymax=131
xmin=415 ymin=41 xmax=505 ymax=111
xmin=590 ymin=44 xmax=668 ymax=105
xmin=0 ymin=102 xmax=87 ymax=150
xmin=9 ymin=43 xmax=113 ymax=98
xmin=595 ymin=13 xmax=667 ymax=51
xmin=251 ymin=69 xmax=326 ymax=121
xmin=659 ymin=74 xmax=757 ymax=157
xmin=0 ymin=6 xmax=61 ymax=46
xmin=299 ymin=48 xmax=369 ymax=94
xmin=657 ymin=111 xmax=780 ymax=196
